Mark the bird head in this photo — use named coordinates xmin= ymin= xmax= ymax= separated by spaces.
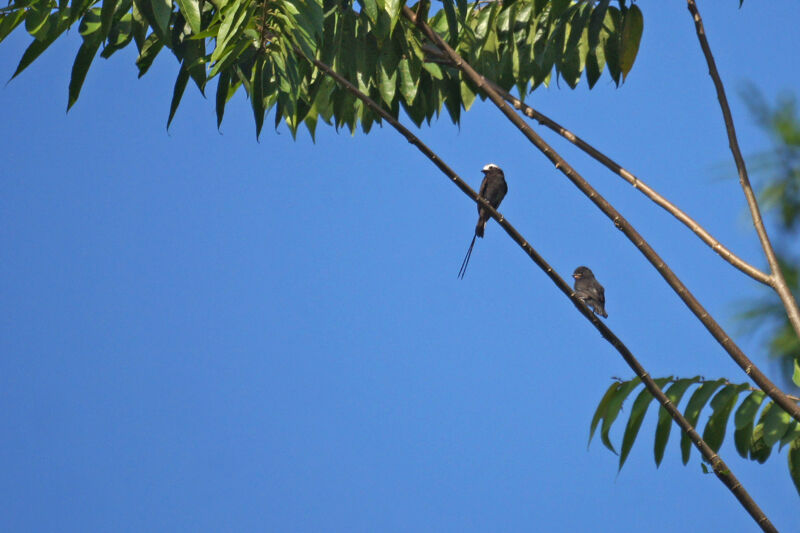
xmin=573 ymin=266 xmax=592 ymax=279
xmin=482 ymin=163 xmax=502 ymax=174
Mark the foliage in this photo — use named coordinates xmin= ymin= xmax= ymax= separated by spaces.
xmin=738 ymin=87 xmax=800 ymax=389
xmin=589 ymin=376 xmax=800 ymax=497
xmin=0 ymin=0 xmax=644 ymax=136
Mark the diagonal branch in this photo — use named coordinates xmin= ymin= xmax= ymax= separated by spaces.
xmin=303 ymin=51 xmax=777 ymax=533
xmin=686 ymin=0 xmax=800 ymax=339
xmin=420 ymin=43 xmax=769 ymax=284
xmin=488 ymin=81 xmax=771 ymax=286
xmin=401 ymin=5 xmax=800 ymax=426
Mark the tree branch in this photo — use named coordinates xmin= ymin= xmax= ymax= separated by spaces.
xmin=488 ymin=81 xmax=771 ymax=286
xmin=686 ymin=0 xmax=800 ymax=340
xmin=303 ymin=51 xmax=777 ymax=533
xmin=401 ymin=5 xmax=800 ymax=426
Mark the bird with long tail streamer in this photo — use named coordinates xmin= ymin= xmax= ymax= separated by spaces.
xmin=458 ymin=164 xmax=507 ymax=279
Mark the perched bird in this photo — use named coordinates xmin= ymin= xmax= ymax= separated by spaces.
xmin=573 ymin=266 xmax=608 ymax=318
xmin=458 ymin=164 xmax=508 ymax=279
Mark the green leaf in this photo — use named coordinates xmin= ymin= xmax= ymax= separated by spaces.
xmin=101 ymin=0 xmax=119 ymax=38
xmin=356 ymin=0 xmax=377 ymax=24
xmin=793 ymin=358 xmax=800 ymax=387
xmin=460 ymin=79 xmax=475 ymax=111
xmin=680 ymin=379 xmax=725 ymax=465
xmin=619 ymin=378 xmax=670 ymax=471
xmin=780 ymin=421 xmax=800 ymax=451
xmin=619 ymin=3 xmax=642 ymax=82
xmin=654 ymin=377 xmax=699 ymax=467
xmin=589 ymin=382 xmax=619 ymax=445
xmin=750 ymin=420 xmax=772 ymax=463
xmin=442 ymin=0 xmax=458 ymax=45
xmin=251 ymin=55 xmax=266 ymax=139
xmin=149 ymin=0 xmax=173 ymax=41
xmin=167 ymin=63 xmax=190 ymax=129
xmin=602 ymin=6 xmax=620 ymax=85
xmin=101 ymin=12 xmax=135 ymax=58
xmin=1 ymin=9 xmax=25 ymax=43
xmin=600 ymin=378 xmax=640 ymax=455
xmin=789 ymin=438 xmax=800 ymax=497
xmin=25 ymin=2 xmax=51 ymax=36
xmin=11 ymin=13 xmax=69 ymax=80
xmin=136 ymin=33 xmax=165 ymax=78
xmin=761 ymin=401 xmax=792 ymax=448
xmin=397 ymin=58 xmax=417 ymax=105
xmin=734 ymin=390 xmax=765 ymax=458
xmin=79 ymin=9 xmax=102 ymax=36
xmin=304 ymin=101 xmax=319 ymax=141
xmin=175 ymin=0 xmax=201 ymax=33
xmin=421 ymin=61 xmax=443 ymax=80
xmin=702 ymin=384 xmax=745 ymax=453
xmin=68 ymin=33 xmax=102 ymax=110
xmin=215 ymin=69 xmax=230 ymax=129
xmin=587 ymin=0 xmax=610 ymax=49
xmin=378 ymin=53 xmax=397 ymax=106
xmin=211 ymin=0 xmax=248 ymax=63
xmin=384 ymin=0 xmax=402 ymax=33
xmin=442 ymin=77 xmax=460 ymax=124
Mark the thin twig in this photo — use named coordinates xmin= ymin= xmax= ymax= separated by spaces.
xmin=402 ymin=5 xmax=800 ymax=428
xmin=489 ymin=82 xmax=771 ymax=286
xmin=687 ymin=0 xmax=800 ymax=339
xmin=304 ymin=51 xmax=777 ymax=533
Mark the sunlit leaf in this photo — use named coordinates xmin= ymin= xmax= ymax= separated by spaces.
xmin=175 ymin=0 xmax=201 ymax=34
xmin=793 ymin=358 xmax=800 ymax=387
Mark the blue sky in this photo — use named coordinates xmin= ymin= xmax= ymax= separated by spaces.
xmin=2 ymin=1 xmax=799 ymax=531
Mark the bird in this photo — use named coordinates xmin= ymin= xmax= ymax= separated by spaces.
xmin=458 ymin=164 xmax=508 ymax=279
xmin=573 ymin=266 xmax=608 ymax=318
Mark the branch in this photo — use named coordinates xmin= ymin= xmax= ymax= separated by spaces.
xmin=401 ymin=5 xmax=800 ymax=426
xmin=686 ymin=0 xmax=800 ymax=339
xmin=303 ymin=51 xmax=777 ymax=533
xmin=487 ymin=82 xmax=771 ymax=286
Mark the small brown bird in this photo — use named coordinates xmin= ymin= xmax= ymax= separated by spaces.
xmin=458 ymin=164 xmax=508 ymax=279
xmin=573 ymin=266 xmax=608 ymax=318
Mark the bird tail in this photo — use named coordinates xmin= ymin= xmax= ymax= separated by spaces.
xmin=600 ymin=308 xmax=608 ymax=318
xmin=458 ymin=233 xmax=478 ymax=280
xmin=475 ymin=218 xmax=486 ymax=238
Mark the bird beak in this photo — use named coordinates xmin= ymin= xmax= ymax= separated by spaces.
xmin=573 ymin=274 xmax=579 ymax=279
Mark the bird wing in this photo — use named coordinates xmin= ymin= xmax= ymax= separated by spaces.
xmin=596 ymin=283 xmax=605 ymax=306
xmin=478 ymin=174 xmax=490 ymax=197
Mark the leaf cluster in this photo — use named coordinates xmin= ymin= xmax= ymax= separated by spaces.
xmin=589 ymin=376 xmax=800 ymax=496
xmin=1 ymin=0 xmax=644 ymax=137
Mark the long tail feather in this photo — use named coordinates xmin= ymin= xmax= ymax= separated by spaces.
xmin=458 ymin=234 xmax=477 ymax=279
